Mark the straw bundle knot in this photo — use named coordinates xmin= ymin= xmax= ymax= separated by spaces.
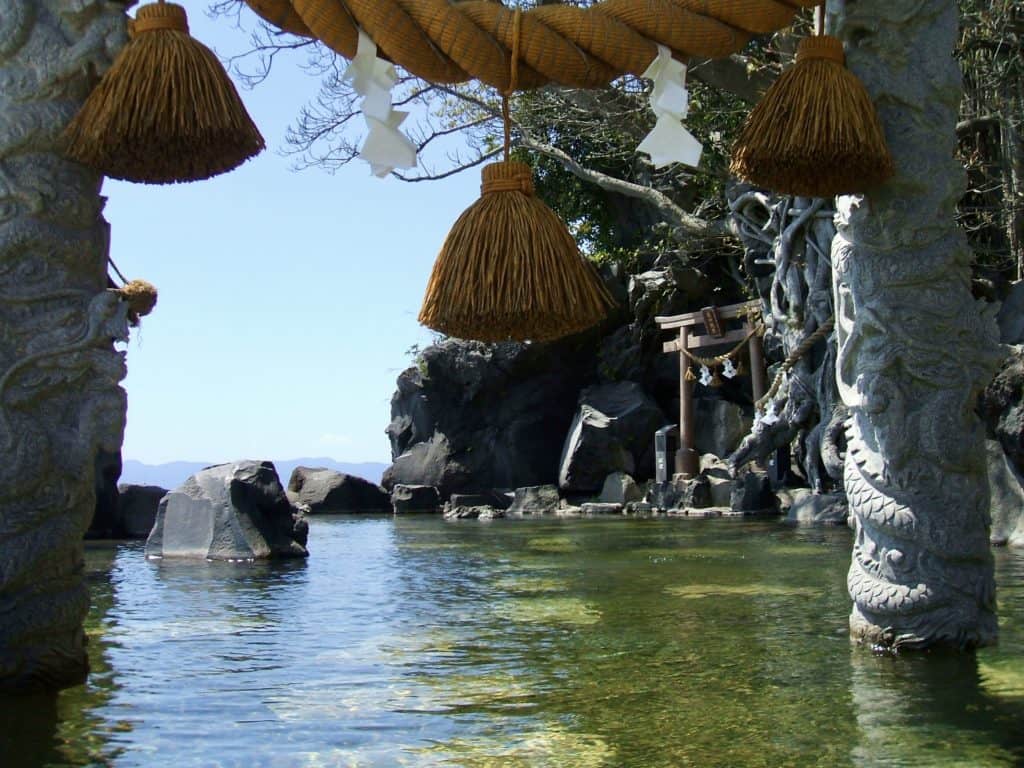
xmin=729 ymin=33 xmax=893 ymax=198
xmin=62 ymin=1 xmax=265 ymax=184
xmin=131 ymin=2 xmax=188 ymax=34
xmin=117 ymin=279 xmax=158 ymax=326
xmin=418 ymin=160 xmax=616 ymax=343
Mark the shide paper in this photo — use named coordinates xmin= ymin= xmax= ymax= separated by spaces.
xmin=637 ymin=45 xmax=703 ymax=169
xmin=343 ymin=30 xmax=418 ymax=177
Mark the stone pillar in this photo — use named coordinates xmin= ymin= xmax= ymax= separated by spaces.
xmin=0 ymin=0 xmax=127 ymax=691
xmin=832 ymin=0 xmax=1002 ymax=649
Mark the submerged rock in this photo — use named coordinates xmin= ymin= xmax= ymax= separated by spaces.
xmin=444 ymin=505 xmax=504 ymax=520
xmin=580 ymin=502 xmax=623 ymax=515
xmin=784 ymin=489 xmax=849 ymax=525
xmin=287 ymin=466 xmax=389 ymax=513
xmin=146 ymin=461 xmax=308 ymax=560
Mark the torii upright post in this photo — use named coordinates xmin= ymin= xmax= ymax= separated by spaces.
xmin=658 ymin=301 xmax=766 ymax=478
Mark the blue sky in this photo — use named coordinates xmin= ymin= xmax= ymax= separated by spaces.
xmin=108 ymin=4 xmax=480 ymax=465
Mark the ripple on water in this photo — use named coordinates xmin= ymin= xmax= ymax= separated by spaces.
xmin=15 ymin=518 xmax=1023 ymax=768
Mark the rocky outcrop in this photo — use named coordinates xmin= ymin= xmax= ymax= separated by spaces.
xmin=88 ymin=450 xmax=124 ymax=539
xmin=558 ymin=382 xmax=667 ymax=492
xmin=391 ymin=484 xmax=440 ymax=513
xmin=996 ymin=283 xmax=1024 ymax=345
xmin=730 ymin=470 xmax=776 ymax=514
xmin=507 ymin=484 xmax=561 ymax=516
xmin=783 ymin=489 xmax=848 ymax=525
xmin=383 ymin=337 xmax=601 ymax=497
xmin=287 ymin=466 xmax=389 ymax=513
xmin=986 ymin=440 xmax=1024 ymax=547
xmin=979 ymin=348 xmax=1024 ymax=476
xmin=598 ymin=472 xmax=643 ymax=505
xmin=115 ymin=485 xmax=167 ymax=538
xmin=694 ymin=399 xmax=752 ymax=459
xmin=87 ymin=484 xmax=165 ymax=540
xmin=146 ymin=461 xmax=308 ymax=560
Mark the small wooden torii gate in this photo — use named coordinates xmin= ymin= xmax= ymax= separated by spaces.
xmin=656 ymin=300 xmax=767 ymax=478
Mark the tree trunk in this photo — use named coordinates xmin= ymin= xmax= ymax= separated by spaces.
xmin=832 ymin=0 xmax=1002 ymax=649
xmin=0 ymin=0 xmax=126 ymax=691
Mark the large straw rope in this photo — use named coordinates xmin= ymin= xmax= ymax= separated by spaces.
xmin=246 ymin=0 xmax=819 ymax=89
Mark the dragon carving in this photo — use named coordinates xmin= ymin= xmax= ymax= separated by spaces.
xmin=0 ymin=0 xmax=127 ymax=690
xmin=832 ymin=0 xmax=1001 ymax=649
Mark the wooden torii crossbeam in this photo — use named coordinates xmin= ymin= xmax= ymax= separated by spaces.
xmin=656 ymin=300 xmax=767 ymax=478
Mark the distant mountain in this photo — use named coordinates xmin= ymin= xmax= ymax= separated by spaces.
xmin=121 ymin=458 xmax=389 ymax=490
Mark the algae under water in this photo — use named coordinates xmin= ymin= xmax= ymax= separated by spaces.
xmin=2 ymin=517 xmax=1022 ymax=767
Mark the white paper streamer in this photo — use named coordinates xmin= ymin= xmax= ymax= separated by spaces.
xmin=636 ymin=45 xmax=702 ymax=169
xmin=342 ymin=30 xmax=418 ymax=177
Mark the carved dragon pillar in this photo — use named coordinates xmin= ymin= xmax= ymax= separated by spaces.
xmin=832 ymin=0 xmax=1002 ymax=649
xmin=0 ymin=0 xmax=127 ymax=690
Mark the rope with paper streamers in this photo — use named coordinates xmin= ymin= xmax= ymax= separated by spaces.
xmin=755 ymin=317 xmax=834 ymax=409
xmin=244 ymin=0 xmax=818 ymax=90
xmin=681 ymin=322 xmax=763 ymax=387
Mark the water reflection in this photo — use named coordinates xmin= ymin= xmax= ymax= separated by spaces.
xmin=850 ymin=651 xmax=1024 ymax=766
xmin=850 ymin=548 xmax=1024 ymax=767
xmin=1 ymin=519 xmax=1021 ymax=766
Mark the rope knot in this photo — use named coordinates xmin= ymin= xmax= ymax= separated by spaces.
xmin=132 ymin=2 xmax=189 ymax=36
xmin=481 ymin=160 xmax=534 ymax=196
xmin=795 ymin=35 xmax=844 ymax=65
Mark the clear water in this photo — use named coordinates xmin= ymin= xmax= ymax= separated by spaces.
xmin=3 ymin=517 xmax=1023 ymax=767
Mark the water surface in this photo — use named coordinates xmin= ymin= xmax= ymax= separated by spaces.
xmin=4 ymin=517 xmax=1023 ymax=766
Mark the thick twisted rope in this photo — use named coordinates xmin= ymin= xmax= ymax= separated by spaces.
xmin=245 ymin=0 xmax=818 ymax=90
xmin=755 ymin=316 xmax=834 ymax=410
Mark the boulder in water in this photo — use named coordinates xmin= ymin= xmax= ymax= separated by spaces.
xmin=287 ymin=466 xmax=389 ymax=513
xmin=146 ymin=461 xmax=308 ymax=560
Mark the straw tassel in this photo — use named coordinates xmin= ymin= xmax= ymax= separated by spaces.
xmin=117 ymin=279 xmax=159 ymax=326
xmin=418 ymin=161 xmax=615 ymax=342
xmin=729 ymin=34 xmax=893 ymax=197
xmin=684 ymin=366 xmax=697 ymax=382
xmin=62 ymin=2 xmax=264 ymax=184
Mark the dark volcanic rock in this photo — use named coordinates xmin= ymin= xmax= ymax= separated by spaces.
xmin=450 ymin=492 xmax=512 ymax=510
xmin=559 ymin=382 xmax=667 ymax=491
xmin=980 ymin=348 xmax=1024 ymax=476
xmin=113 ymin=484 xmax=167 ymax=538
xmin=383 ymin=336 xmax=601 ymax=497
xmin=785 ymin=490 xmax=848 ymax=525
xmin=507 ymin=484 xmax=561 ymax=516
xmin=558 ymin=406 xmax=635 ymax=492
xmin=87 ymin=449 xmax=123 ymax=539
xmin=146 ymin=461 xmax=308 ymax=560
xmin=287 ymin=466 xmax=389 ymax=513
xmin=444 ymin=505 xmax=504 ymax=520
xmin=648 ymin=476 xmax=711 ymax=510
xmin=730 ymin=470 xmax=777 ymax=514
xmin=391 ymin=484 xmax=441 ymax=513
xmin=694 ymin=399 xmax=752 ymax=458
xmin=986 ymin=440 xmax=1024 ymax=547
